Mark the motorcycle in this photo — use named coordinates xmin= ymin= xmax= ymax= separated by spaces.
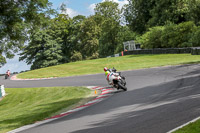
xmin=107 ymin=68 xmax=127 ymax=91
xmin=5 ymin=74 xmax=9 ymax=79
xmin=5 ymin=70 xmax=11 ymax=79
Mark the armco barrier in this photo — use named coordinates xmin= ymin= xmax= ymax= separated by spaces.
xmin=0 ymin=85 xmax=6 ymax=98
xmin=191 ymin=48 xmax=200 ymax=55
xmin=108 ymin=47 xmax=198 ymax=58
xmin=124 ymin=48 xmax=192 ymax=56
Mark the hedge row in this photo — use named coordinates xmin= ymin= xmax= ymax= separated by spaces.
xmin=136 ymin=22 xmax=200 ymax=49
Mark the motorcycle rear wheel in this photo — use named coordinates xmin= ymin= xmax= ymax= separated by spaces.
xmin=5 ymin=74 xmax=8 ymax=79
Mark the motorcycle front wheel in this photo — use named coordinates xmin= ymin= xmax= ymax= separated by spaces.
xmin=118 ymin=81 xmax=127 ymax=91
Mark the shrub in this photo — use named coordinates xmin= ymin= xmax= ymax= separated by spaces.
xmin=189 ymin=26 xmax=200 ymax=47
xmin=70 ymin=51 xmax=82 ymax=62
xmin=137 ymin=21 xmax=196 ymax=49
xmin=161 ymin=21 xmax=195 ymax=48
xmin=87 ymin=52 xmax=99 ymax=59
xmin=136 ymin=26 xmax=164 ymax=49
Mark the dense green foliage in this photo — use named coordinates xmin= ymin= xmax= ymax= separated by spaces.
xmin=124 ymin=0 xmax=200 ymax=34
xmin=19 ymin=14 xmax=70 ymax=69
xmin=123 ymin=0 xmax=154 ymax=33
xmin=2 ymin=0 xmax=200 ymax=69
xmin=20 ymin=0 xmax=137 ymax=69
xmin=137 ymin=21 xmax=198 ymax=48
xmin=190 ymin=26 xmax=200 ymax=47
xmin=0 ymin=0 xmax=54 ymax=66
xmin=95 ymin=1 xmax=121 ymax=57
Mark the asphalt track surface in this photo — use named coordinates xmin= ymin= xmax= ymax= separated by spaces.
xmin=1 ymin=64 xmax=200 ymax=133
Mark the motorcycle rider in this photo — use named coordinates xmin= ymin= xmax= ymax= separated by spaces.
xmin=5 ymin=70 xmax=11 ymax=79
xmin=104 ymin=67 xmax=117 ymax=85
xmin=6 ymin=70 xmax=10 ymax=77
xmin=104 ymin=67 xmax=127 ymax=91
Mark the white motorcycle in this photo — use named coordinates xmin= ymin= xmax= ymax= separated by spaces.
xmin=107 ymin=68 xmax=127 ymax=91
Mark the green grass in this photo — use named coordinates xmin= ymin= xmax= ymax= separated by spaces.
xmin=17 ymin=54 xmax=200 ymax=79
xmin=0 ymin=87 xmax=92 ymax=133
xmin=174 ymin=119 xmax=200 ymax=133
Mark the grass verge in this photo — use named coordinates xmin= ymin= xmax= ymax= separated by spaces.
xmin=17 ymin=54 xmax=200 ymax=79
xmin=173 ymin=119 xmax=200 ymax=133
xmin=0 ymin=87 xmax=92 ymax=133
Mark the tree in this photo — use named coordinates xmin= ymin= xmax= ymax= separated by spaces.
xmin=78 ymin=16 xmax=100 ymax=59
xmin=187 ymin=0 xmax=200 ymax=25
xmin=20 ymin=28 xmax=63 ymax=70
xmin=19 ymin=14 xmax=72 ymax=70
xmin=124 ymin=0 xmax=195 ymax=33
xmin=30 ymin=39 xmax=63 ymax=70
xmin=0 ymin=0 xmax=54 ymax=66
xmin=94 ymin=0 xmax=122 ymax=57
xmin=123 ymin=0 xmax=154 ymax=33
xmin=0 ymin=55 xmax=6 ymax=67
xmin=68 ymin=15 xmax=86 ymax=61
xmin=148 ymin=0 xmax=190 ymax=27
xmin=49 ymin=14 xmax=72 ymax=63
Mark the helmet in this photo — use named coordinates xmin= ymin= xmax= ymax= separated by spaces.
xmin=104 ymin=67 xmax=108 ymax=72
